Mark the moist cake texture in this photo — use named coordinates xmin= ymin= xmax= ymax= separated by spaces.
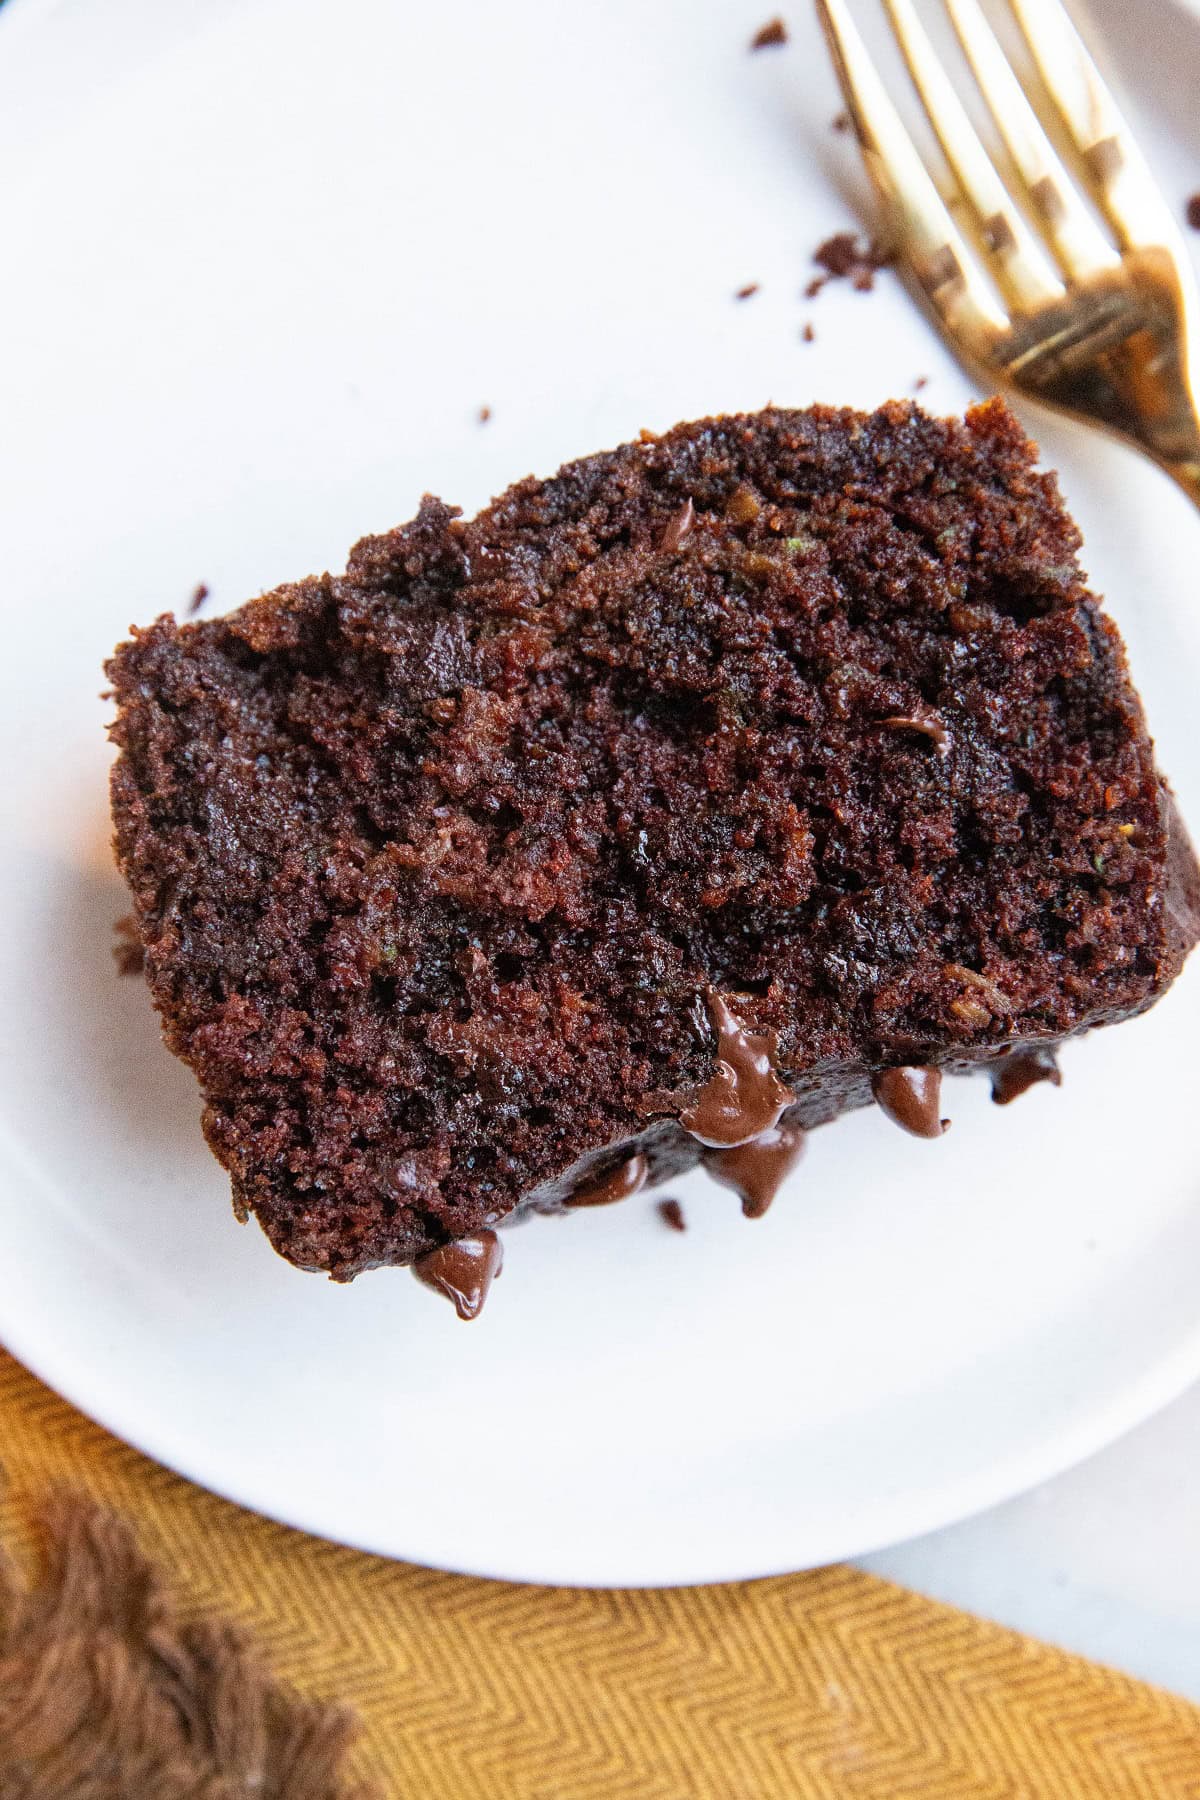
xmin=106 ymin=400 xmax=1200 ymax=1288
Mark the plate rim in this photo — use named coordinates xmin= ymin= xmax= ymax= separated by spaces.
xmin=3 ymin=0 xmax=1200 ymax=1589
xmin=4 ymin=1184 xmax=1200 ymax=1586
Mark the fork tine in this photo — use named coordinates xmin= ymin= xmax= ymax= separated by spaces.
xmin=945 ymin=0 xmax=1118 ymax=279
xmin=1009 ymin=0 xmax=1178 ymax=251
xmin=815 ymin=0 xmax=1007 ymax=341
xmin=882 ymin=0 xmax=1063 ymax=309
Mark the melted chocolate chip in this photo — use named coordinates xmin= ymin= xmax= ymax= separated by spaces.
xmin=565 ymin=1151 xmax=649 ymax=1207
xmin=659 ymin=498 xmax=696 ymax=554
xmin=871 ymin=1066 xmax=948 ymax=1139
xmin=412 ymin=1230 xmax=503 ymax=1320
xmin=658 ymin=1197 xmax=687 ymax=1232
xmin=680 ymin=989 xmax=793 ymax=1148
xmin=879 ymin=712 xmax=949 ymax=753
xmin=703 ymin=1121 xmax=805 ymax=1218
xmin=989 ymin=1047 xmax=1061 ymax=1106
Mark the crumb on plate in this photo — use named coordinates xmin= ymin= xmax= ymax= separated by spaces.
xmin=750 ymin=18 xmax=788 ymax=49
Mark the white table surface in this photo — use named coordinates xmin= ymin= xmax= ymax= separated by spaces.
xmin=3 ymin=0 xmax=1200 ymax=1692
xmin=861 ymin=1377 xmax=1200 ymax=1699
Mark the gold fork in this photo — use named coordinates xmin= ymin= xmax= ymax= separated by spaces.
xmin=816 ymin=0 xmax=1200 ymax=507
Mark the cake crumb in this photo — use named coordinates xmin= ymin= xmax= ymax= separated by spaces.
xmin=113 ymin=915 xmax=144 ymax=978
xmin=806 ymin=231 xmax=893 ymax=299
xmin=1187 ymin=194 xmax=1200 ymax=230
xmin=187 ymin=583 xmax=210 ymax=615
xmin=832 ymin=111 xmax=850 ymax=133
xmin=913 ymin=375 xmax=929 ymax=391
xmin=750 ymin=17 xmax=788 ymax=49
xmin=658 ymin=1198 xmax=687 ymax=1232
xmin=801 ymin=322 xmax=816 ymax=343
xmin=477 ymin=405 xmax=492 ymax=424
xmin=734 ymin=282 xmax=760 ymax=300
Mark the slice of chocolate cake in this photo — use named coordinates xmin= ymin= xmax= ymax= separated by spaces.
xmin=106 ymin=399 xmax=1200 ymax=1311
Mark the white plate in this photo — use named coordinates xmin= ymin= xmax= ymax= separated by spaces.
xmin=1 ymin=0 xmax=1199 ymax=1587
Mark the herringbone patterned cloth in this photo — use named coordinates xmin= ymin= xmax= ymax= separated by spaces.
xmin=0 ymin=1348 xmax=1197 ymax=1797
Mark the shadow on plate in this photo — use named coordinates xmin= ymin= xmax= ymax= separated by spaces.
xmin=57 ymin=821 xmax=208 ymax=1161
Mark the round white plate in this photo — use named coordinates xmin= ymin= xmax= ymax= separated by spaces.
xmin=1 ymin=0 xmax=1199 ymax=1587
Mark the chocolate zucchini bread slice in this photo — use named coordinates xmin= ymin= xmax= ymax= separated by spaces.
xmin=106 ymin=399 xmax=1200 ymax=1311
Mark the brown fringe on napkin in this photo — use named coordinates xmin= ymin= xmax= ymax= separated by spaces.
xmin=0 ymin=1490 xmax=375 ymax=1800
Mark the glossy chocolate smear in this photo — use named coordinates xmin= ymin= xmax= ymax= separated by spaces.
xmin=871 ymin=1065 xmax=949 ymax=1139
xmin=412 ymin=1229 xmax=504 ymax=1321
xmin=680 ymin=989 xmax=793 ymax=1148
xmin=990 ymin=1047 xmax=1061 ymax=1106
xmin=702 ymin=1121 xmax=806 ymax=1218
xmin=564 ymin=1151 xmax=649 ymax=1208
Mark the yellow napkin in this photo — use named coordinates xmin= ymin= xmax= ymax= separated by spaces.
xmin=1 ymin=1349 xmax=1196 ymax=1797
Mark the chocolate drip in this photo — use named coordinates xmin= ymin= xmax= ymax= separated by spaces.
xmin=703 ymin=1121 xmax=806 ymax=1218
xmin=412 ymin=1230 xmax=503 ymax=1321
xmin=871 ymin=1066 xmax=949 ymax=1139
xmin=565 ymin=1151 xmax=649 ymax=1208
xmin=680 ymin=989 xmax=793 ymax=1148
xmin=990 ymin=1047 xmax=1061 ymax=1106
xmin=658 ymin=1198 xmax=687 ymax=1232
